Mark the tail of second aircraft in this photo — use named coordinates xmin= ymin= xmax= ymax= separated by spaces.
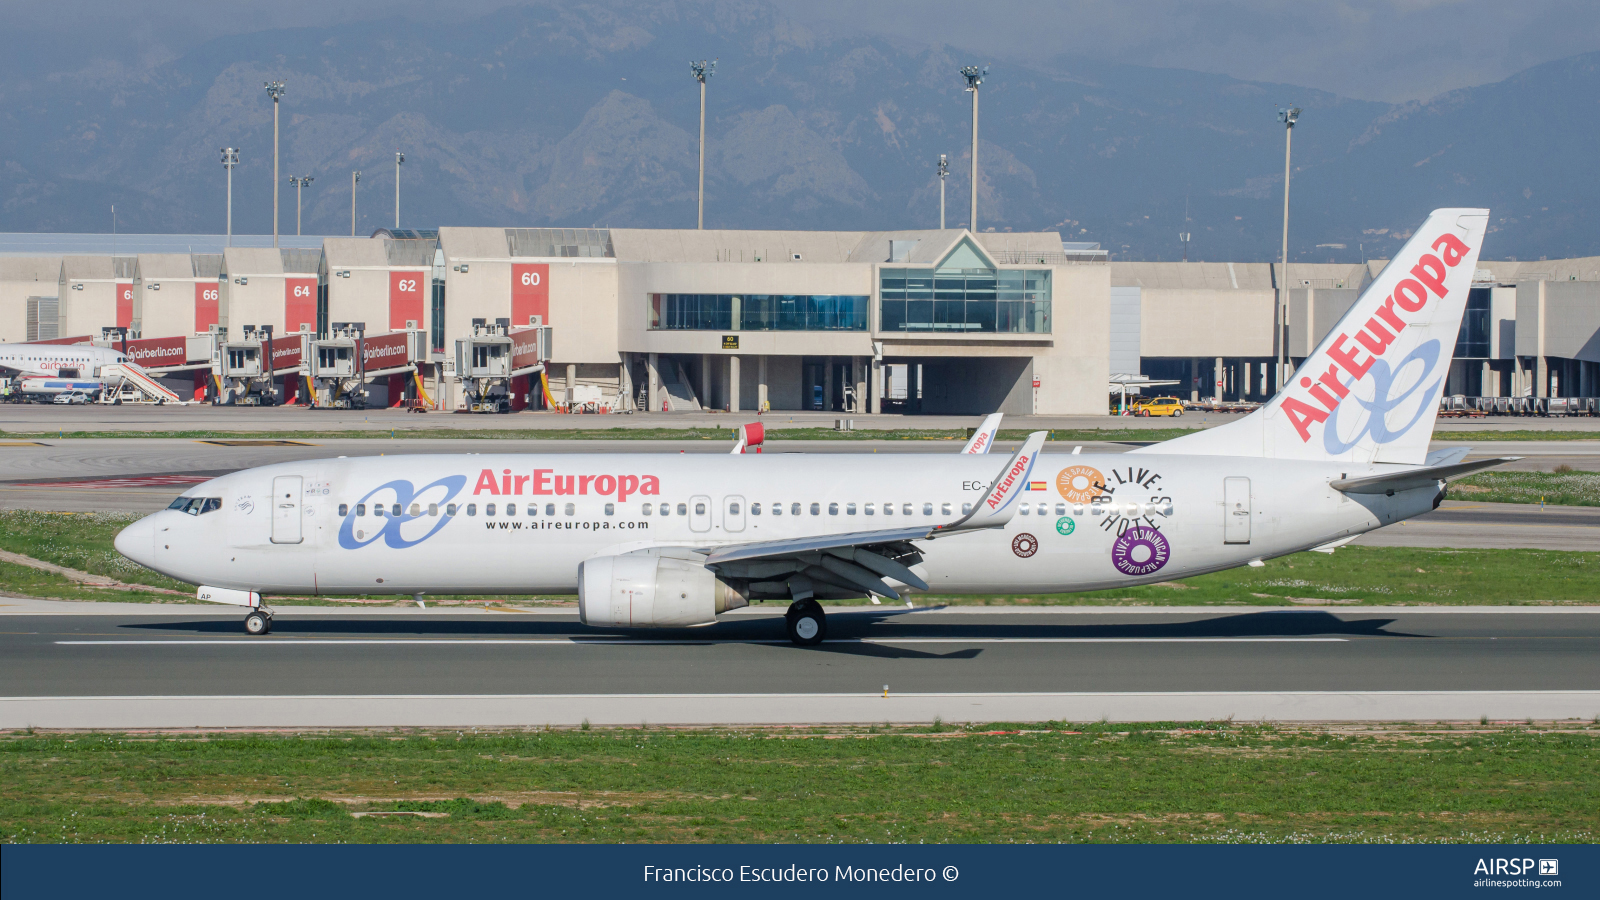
xmin=1138 ymin=208 xmax=1489 ymax=466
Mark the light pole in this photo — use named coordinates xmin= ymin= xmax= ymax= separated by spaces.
xmin=351 ymin=170 xmax=361 ymax=236
xmin=960 ymin=65 xmax=986 ymax=232
xmin=394 ymin=151 xmax=404 ymax=228
xmin=220 ymin=148 xmax=239 ymax=247
xmin=1179 ymin=232 xmax=1191 ymax=262
xmin=690 ymin=59 xmax=715 ymax=229
xmin=264 ymin=80 xmax=285 ymax=248
xmin=290 ymin=175 xmax=314 ymax=236
xmin=937 ymin=154 xmax=949 ymax=229
xmin=1276 ymin=105 xmax=1300 ymax=393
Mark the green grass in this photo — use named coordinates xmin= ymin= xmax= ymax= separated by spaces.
xmin=1432 ymin=430 xmax=1600 ymax=442
xmin=2 ymin=725 xmax=1595 ymax=844
xmin=1 ymin=427 xmax=1200 ymax=443
xmin=1449 ymin=470 xmax=1600 ymax=507
xmin=1 ymin=512 xmax=1593 ymax=607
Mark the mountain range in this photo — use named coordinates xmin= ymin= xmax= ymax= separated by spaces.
xmin=1 ymin=0 xmax=1595 ymax=262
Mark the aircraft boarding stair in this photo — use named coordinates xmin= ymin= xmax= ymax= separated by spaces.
xmin=99 ymin=362 xmax=184 ymax=405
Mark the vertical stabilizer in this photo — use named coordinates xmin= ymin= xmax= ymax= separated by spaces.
xmin=1136 ymin=208 xmax=1488 ymax=465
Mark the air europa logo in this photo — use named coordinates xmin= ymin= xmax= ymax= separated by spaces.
xmin=473 ymin=468 xmax=660 ymax=502
xmin=985 ymin=453 xmax=1034 ymax=512
xmin=1281 ymin=232 xmax=1470 ymax=447
xmin=338 ymin=475 xmax=467 ymax=550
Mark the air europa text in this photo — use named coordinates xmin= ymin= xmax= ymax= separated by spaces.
xmin=473 ymin=468 xmax=661 ymax=502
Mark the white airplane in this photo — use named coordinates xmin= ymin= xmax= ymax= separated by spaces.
xmin=116 ymin=208 xmax=1515 ymax=643
xmin=961 ymin=413 xmax=1003 ymax=454
xmin=0 ymin=342 xmax=128 ymax=384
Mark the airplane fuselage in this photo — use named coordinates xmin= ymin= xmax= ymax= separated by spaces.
xmin=122 ymin=451 xmax=1438 ymax=598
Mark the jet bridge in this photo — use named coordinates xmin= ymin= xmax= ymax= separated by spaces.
xmin=214 ymin=325 xmax=309 ymax=406
xmin=307 ymin=323 xmax=428 ymax=409
xmin=453 ymin=318 xmax=551 ymax=413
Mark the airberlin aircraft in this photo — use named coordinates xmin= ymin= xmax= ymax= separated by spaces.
xmin=117 ymin=208 xmax=1515 ymax=644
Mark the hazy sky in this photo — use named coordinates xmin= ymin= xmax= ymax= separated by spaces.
xmin=7 ymin=0 xmax=1599 ymax=102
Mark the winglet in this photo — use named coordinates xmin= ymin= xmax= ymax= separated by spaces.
xmin=933 ymin=430 xmax=1048 ymax=536
xmin=960 ymin=413 xmax=1003 ymax=454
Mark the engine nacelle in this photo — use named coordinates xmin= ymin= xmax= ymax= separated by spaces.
xmin=577 ymin=554 xmax=748 ymax=627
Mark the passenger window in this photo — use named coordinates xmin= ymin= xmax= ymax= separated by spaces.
xmin=750 ymin=503 xmax=760 ymax=515
xmin=792 ymin=503 xmax=802 ymax=516
xmin=941 ymin=503 xmax=951 ymax=516
xmin=429 ymin=503 xmax=438 ymax=516
xmin=1019 ymin=504 xmax=1030 ymax=516
xmin=566 ymin=503 xmax=576 ymax=516
xmin=409 ymin=503 xmax=421 ymax=516
xmin=527 ymin=504 xmax=536 ymax=516
xmin=506 ymin=503 xmax=517 ymax=515
xmin=924 ymin=503 xmax=934 ymax=516
xmin=339 ymin=504 xmax=349 ymax=516
xmin=846 ymin=503 xmax=856 ymax=515
xmin=356 ymin=504 xmax=366 ymax=516
xmin=769 ymin=502 xmax=779 ymax=516
xmin=809 ymin=503 xmax=819 ymax=516
xmin=486 ymin=503 xmax=496 ymax=516
xmin=695 ymin=501 xmax=706 ymax=515
xmin=605 ymin=503 xmax=615 ymax=516
xmin=864 ymin=503 xmax=874 ymax=515
xmin=545 ymin=503 xmax=555 ymax=516
xmin=676 ymin=503 xmax=687 ymax=516
xmin=729 ymin=502 xmax=740 ymax=515
xmin=467 ymin=504 xmax=477 ymax=516
xmin=643 ymin=503 xmax=652 ymax=515
xmin=881 ymin=502 xmax=891 ymax=516
xmin=1074 ymin=504 xmax=1084 ymax=516
xmin=962 ymin=503 xmax=972 ymax=514
xmin=903 ymin=503 xmax=913 ymax=516
xmin=375 ymin=506 xmax=386 ymax=518
xmin=1056 ymin=503 xmax=1066 ymax=516
xmin=447 ymin=504 xmax=457 ymax=516
xmin=828 ymin=503 xmax=838 ymax=515
xmin=391 ymin=503 xmax=401 ymax=517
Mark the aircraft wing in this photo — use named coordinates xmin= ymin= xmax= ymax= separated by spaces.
xmin=698 ymin=431 xmax=1049 ymax=600
xmin=960 ymin=413 xmax=1003 ymax=454
xmin=1330 ymin=457 xmax=1520 ymax=495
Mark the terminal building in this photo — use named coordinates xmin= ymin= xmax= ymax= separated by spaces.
xmin=2 ymin=228 xmax=1597 ymax=410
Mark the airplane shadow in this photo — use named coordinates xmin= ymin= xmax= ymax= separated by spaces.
xmin=122 ymin=608 xmax=1422 ymax=659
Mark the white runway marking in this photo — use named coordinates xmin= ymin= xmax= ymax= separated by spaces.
xmin=56 ymin=637 xmax=1349 ymax=646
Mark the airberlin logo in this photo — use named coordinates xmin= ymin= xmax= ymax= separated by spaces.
xmin=473 ymin=468 xmax=660 ymax=503
xmin=1281 ymin=232 xmax=1470 ymax=449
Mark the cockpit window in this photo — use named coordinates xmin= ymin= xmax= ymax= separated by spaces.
xmin=167 ymin=497 xmax=221 ymax=516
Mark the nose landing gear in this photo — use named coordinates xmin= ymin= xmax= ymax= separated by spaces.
xmin=244 ymin=607 xmax=274 ymax=635
xmin=785 ymin=599 xmax=826 ymax=646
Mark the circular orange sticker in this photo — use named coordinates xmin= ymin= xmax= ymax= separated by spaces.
xmin=1056 ymin=465 xmax=1105 ymax=504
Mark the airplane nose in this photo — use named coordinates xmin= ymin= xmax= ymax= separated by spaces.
xmin=114 ymin=516 xmax=157 ymax=568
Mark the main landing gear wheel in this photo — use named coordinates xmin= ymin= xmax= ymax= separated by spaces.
xmin=785 ymin=600 xmax=827 ymax=646
xmin=244 ymin=610 xmax=272 ymax=635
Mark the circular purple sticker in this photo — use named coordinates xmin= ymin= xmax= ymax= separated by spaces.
xmin=1111 ymin=525 xmax=1170 ymax=576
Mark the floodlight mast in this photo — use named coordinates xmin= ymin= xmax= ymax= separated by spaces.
xmin=264 ymin=81 xmax=285 ymax=248
xmin=351 ymin=170 xmax=361 ymax=236
xmin=290 ymin=175 xmax=314 ymax=236
xmin=1275 ymin=105 xmax=1301 ymax=394
xmin=220 ymin=148 xmax=239 ymax=247
xmin=394 ymin=151 xmax=404 ymax=228
xmin=690 ymin=59 xmax=716 ymax=229
xmin=937 ymin=154 xmax=949 ymax=229
xmin=961 ymin=65 xmax=987 ymax=233
xmin=1179 ymin=232 xmax=1191 ymax=262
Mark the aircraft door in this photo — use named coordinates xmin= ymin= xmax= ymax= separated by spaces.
xmin=271 ymin=475 xmax=304 ymax=544
xmin=689 ymin=495 xmax=712 ymax=533
xmin=723 ymin=495 xmax=746 ymax=533
xmin=1223 ymin=477 xmax=1251 ymax=544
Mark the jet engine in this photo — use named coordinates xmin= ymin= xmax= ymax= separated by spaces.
xmin=578 ymin=554 xmax=748 ymax=627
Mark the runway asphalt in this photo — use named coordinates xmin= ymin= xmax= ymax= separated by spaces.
xmin=1 ymin=601 xmax=1596 ymax=727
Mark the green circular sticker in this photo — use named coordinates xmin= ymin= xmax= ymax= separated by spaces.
xmin=1055 ymin=516 xmax=1075 ymax=536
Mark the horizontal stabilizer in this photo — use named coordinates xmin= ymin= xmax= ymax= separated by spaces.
xmin=1330 ymin=457 xmax=1520 ymax=495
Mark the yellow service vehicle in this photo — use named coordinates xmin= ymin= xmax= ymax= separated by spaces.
xmin=1130 ymin=396 xmax=1186 ymax=417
